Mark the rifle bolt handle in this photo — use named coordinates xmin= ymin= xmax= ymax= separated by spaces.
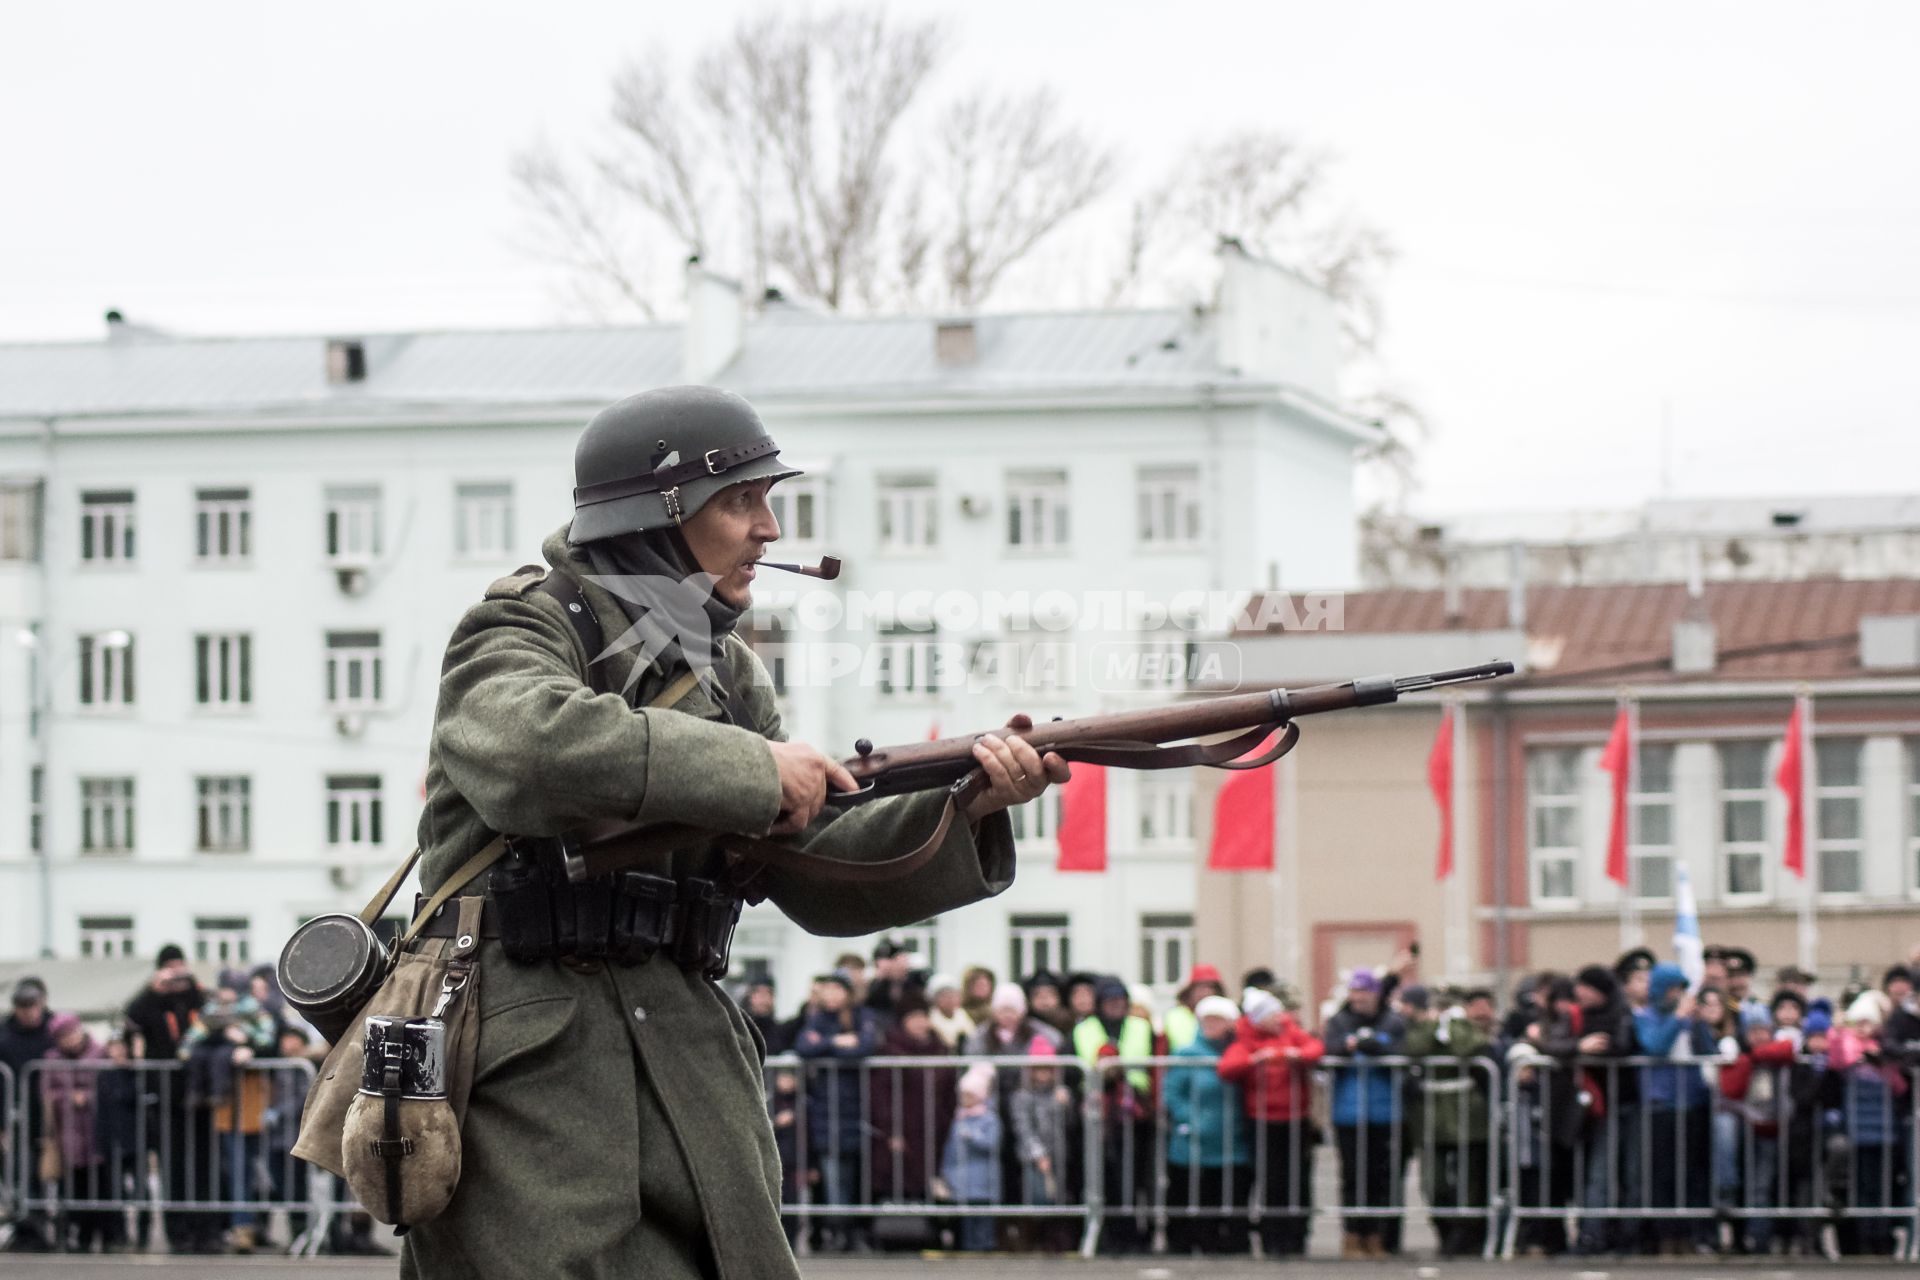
xmin=854 ymin=738 xmax=873 ymax=757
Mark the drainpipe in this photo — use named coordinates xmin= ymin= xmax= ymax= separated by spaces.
xmin=1490 ymin=686 xmax=1511 ymax=992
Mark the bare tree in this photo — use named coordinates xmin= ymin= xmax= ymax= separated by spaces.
xmin=508 ymin=142 xmax=658 ymax=319
xmin=931 ymin=87 xmax=1116 ymax=307
xmin=513 ymin=8 xmax=1112 ymax=314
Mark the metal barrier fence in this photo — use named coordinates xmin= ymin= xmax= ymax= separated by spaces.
xmin=1502 ymin=1051 xmax=1920 ymax=1260
xmin=3 ymin=1058 xmax=350 ymax=1256
xmin=3 ymin=1046 xmax=1913 ymax=1259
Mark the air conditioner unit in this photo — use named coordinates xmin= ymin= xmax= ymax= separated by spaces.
xmin=329 ymin=863 xmax=357 ymax=890
xmin=334 ymin=711 xmax=367 ymax=738
xmin=332 ymin=560 xmax=371 ymax=596
xmin=958 ymin=494 xmax=991 ymax=519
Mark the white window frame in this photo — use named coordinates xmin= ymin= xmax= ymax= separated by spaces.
xmin=1815 ymin=738 xmax=1865 ymax=899
xmin=767 ymin=475 xmax=823 ymax=550
xmin=1527 ymin=746 xmax=1581 ymax=907
xmin=1008 ymin=912 xmax=1072 ymax=979
xmin=1136 ymin=465 xmax=1202 ymax=548
xmin=1139 ymin=913 xmax=1195 ymax=987
xmin=195 ymin=632 xmax=252 ymax=707
xmin=79 ymin=489 xmax=136 ymax=564
xmin=326 ymin=631 xmax=384 ymax=709
xmin=192 ymin=917 xmax=251 ymax=966
xmin=196 ymin=776 xmax=251 ymax=853
xmin=874 ymin=623 xmax=942 ymax=698
xmin=194 ymin=487 xmax=252 ymax=563
xmin=29 ymin=766 xmax=43 ymax=853
xmin=325 ymin=485 xmax=383 ymax=563
xmin=77 ymin=633 xmax=135 ymax=707
xmin=327 ymin=775 xmax=384 ymax=850
xmin=1630 ymin=743 xmax=1676 ymax=904
xmin=876 ymin=476 xmax=938 ymax=554
xmin=78 ymin=915 xmax=136 ymax=960
xmin=0 ymin=480 xmax=42 ymax=562
xmin=1006 ymin=470 xmax=1070 ymax=553
xmin=453 ymin=481 xmax=515 ymax=560
xmin=1718 ymin=740 xmax=1772 ymax=903
xmin=1137 ymin=772 xmax=1194 ymax=848
xmin=1008 ymin=790 xmax=1062 ymax=847
xmin=892 ymin=921 xmax=939 ymax=972
xmin=79 ymin=777 xmax=135 ymax=854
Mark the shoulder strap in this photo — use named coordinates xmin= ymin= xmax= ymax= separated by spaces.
xmin=534 ymin=573 xmax=612 ymax=696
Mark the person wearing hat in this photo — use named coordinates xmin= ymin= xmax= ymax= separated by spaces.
xmin=1401 ymin=984 xmax=1500 ymax=1258
xmin=1022 ymin=970 xmax=1074 ymax=1039
xmin=941 ymin=1065 xmax=1003 ymax=1251
xmin=1163 ymin=963 xmax=1227 ymax=1053
xmin=1008 ymin=1036 xmax=1077 ymax=1253
xmin=793 ymin=971 xmax=882 ymax=1251
xmin=1718 ymin=948 xmax=1763 ymax=1023
xmin=1613 ymin=947 xmax=1656 ymax=1011
xmin=2 ymin=977 xmax=55 ymax=1251
xmin=40 ymin=1012 xmax=119 ymax=1251
xmin=1163 ymin=994 xmax=1249 ymax=1255
xmin=380 ymin=387 xmax=1068 ymax=1278
xmin=1633 ymin=964 xmax=1716 ymax=1254
xmin=1322 ymin=970 xmax=1408 ymax=1258
xmin=924 ymin=973 xmax=974 ymax=1050
xmin=1217 ymin=986 xmax=1323 ymax=1257
xmin=1064 ymin=971 xmax=1099 ymax=1023
xmin=1878 ymin=965 xmax=1920 ymax=1072
xmin=122 ymin=944 xmax=220 ymax=1253
xmin=864 ymin=937 xmax=918 ymax=1022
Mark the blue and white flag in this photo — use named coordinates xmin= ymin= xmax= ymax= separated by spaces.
xmin=1673 ymin=862 xmax=1705 ymax=992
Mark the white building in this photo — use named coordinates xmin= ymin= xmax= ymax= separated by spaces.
xmin=0 ymin=246 xmax=1374 ymax=1008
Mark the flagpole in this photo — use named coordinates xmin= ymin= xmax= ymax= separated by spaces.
xmin=1618 ymin=689 xmax=1641 ymax=952
xmin=1797 ymin=690 xmax=1818 ymax=977
xmin=1446 ymin=697 xmax=1468 ymax=983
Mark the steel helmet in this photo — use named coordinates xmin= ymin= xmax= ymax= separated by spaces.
xmin=568 ymin=385 xmax=801 ymax=543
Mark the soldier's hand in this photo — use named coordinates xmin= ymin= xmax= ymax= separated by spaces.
xmin=960 ymin=714 xmax=1070 ymax=822
xmin=766 ymin=741 xmax=858 ymax=835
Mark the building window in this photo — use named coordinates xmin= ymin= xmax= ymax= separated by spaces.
xmin=195 ymin=633 xmax=252 ymax=706
xmin=79 ymin=777 xmax=135 ymax=854
xmin=194 ymin=487 xmax=252 ymax=562
xmin=1527 ymin=746 xmax=1581 ymax=905
xmin=877 ymin=476 xmax=937 ymax=553
xmin=1131 ymin=624 xmax=1192 ymax=693
xmin=454 ymin=481 xmax=514 ymax=559
xmin=893 ymin=921 xmax=939 ymax=972
xmin=745 ymin=617 xmax=790 ymax=696
xmin=78 ymin=916 xmax=136 ymax=960
xmin=79 ymin=489 xmax=136 ymax=563
xmin=29 ymin=766 xmax=43 ymax=853
xmin=1815 ymin=738 xmax=1864 ymax=896
xmin=325 ymin=484 xmax=382 ymax=561
xmin=193 ymin=917 xmax=250 ymax=965
xmin=1006 ymin=470 xmax=1069 ymax=552
xmin=1139 ymin=913 xmax=1195 ymax=986
xmin=874 ymin=623 xmax=942 ymax=697
xmin=0 ymin=480 xmax=42 ymax=562
xmin=1631 ymin=744 xmax=1676 ymax=901
xmin=197 ymin=777 xmax=251 ymax=853
xmin=1137 ymin=465 xmax=1201 ymax=547
xmin=1137 ymin=772 xmax=1193 ymax=846
xmin=1719 ymin=741 xmax=1771 ymax=900
xmin=327 ymin=775 xmax=384 ymax=849
xmin=1008 ymin=790 xmax=1062 ymax=844
xmin=77 ymin=633 xmax=135 ymax=706
xmin=326 ymin=631 xmax=383 ymax=708
xmin=1009 ymin=913 xmax=1071 ymax=979
xmin=768 ymin=475 xmax=822 ymax=547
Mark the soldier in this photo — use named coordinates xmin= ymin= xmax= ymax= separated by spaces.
xmin=401 ymin=385 xmax=1066 ymax=1279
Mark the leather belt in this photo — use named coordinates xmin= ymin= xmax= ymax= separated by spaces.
xmin=413 ymin=894 xmax=499 ymax=939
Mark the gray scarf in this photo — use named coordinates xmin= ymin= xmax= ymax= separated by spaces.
xmin=581 ymin=530 xmax=746 ymax=682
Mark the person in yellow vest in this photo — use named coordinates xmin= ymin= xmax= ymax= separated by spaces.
xmin=1163 ymin=963 xmax=1228 ymax=1052
xmin=1073 ymin=976 xmax=1155 ymax=1252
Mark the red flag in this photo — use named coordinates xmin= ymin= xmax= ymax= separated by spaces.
xmin=1429 ymin=708 xmax=1455 ymax=881
xmin=927 ymin=721 xmax=941 ymax=741
xmin=1775 ymin=699 xmax=1806 ymax=879
xmin=1599 ymin=705 xmax=1632 ymax=887
xmin=1208 ymin=748 xmax=1276 ymax=871
xmin=1054 ymin=764 xmax=1107 ymax=872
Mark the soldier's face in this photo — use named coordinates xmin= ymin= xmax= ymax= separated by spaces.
xmin=683 ymin=479 xmax=780 ymax=607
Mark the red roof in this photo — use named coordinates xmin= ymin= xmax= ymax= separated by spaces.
xmin=1239 ymin=578 xmax=1920 ymax=683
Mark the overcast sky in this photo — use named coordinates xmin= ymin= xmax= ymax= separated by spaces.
xmin=4 ymin=0 xmax=1916 ymax=516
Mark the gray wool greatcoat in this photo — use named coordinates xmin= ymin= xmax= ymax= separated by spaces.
xmin=398 ymin=526 xmax=1017 ymax=1279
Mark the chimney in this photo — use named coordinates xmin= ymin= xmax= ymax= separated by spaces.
xmin=1506 ymin=542 xmax=1527 ymax=630
xmin=683 ymin=259 xmax=745 ymax=383
xmin=1671 ymin=547 xmax=1716 ymax=673
xmin=1211 ymin=237 xmax=1340 ymax=399
xmin=325 ymin=338 xmax=367 ymax=384
xmin=1442 ymin=551 xmax=1463 ymax=626
xmin=935 ymin=319 xmax=977 ymax=367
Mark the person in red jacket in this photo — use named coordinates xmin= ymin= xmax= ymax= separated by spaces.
xmin=1217 ymin=986 xmax=1325 ymax=1257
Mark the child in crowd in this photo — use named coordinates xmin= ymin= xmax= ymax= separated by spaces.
xmin=942 ymin=1064 xmax=1003 ymax=1251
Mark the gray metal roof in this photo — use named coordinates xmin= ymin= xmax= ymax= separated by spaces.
xmin=0 ymin=308 xmax=1246 ymax=421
